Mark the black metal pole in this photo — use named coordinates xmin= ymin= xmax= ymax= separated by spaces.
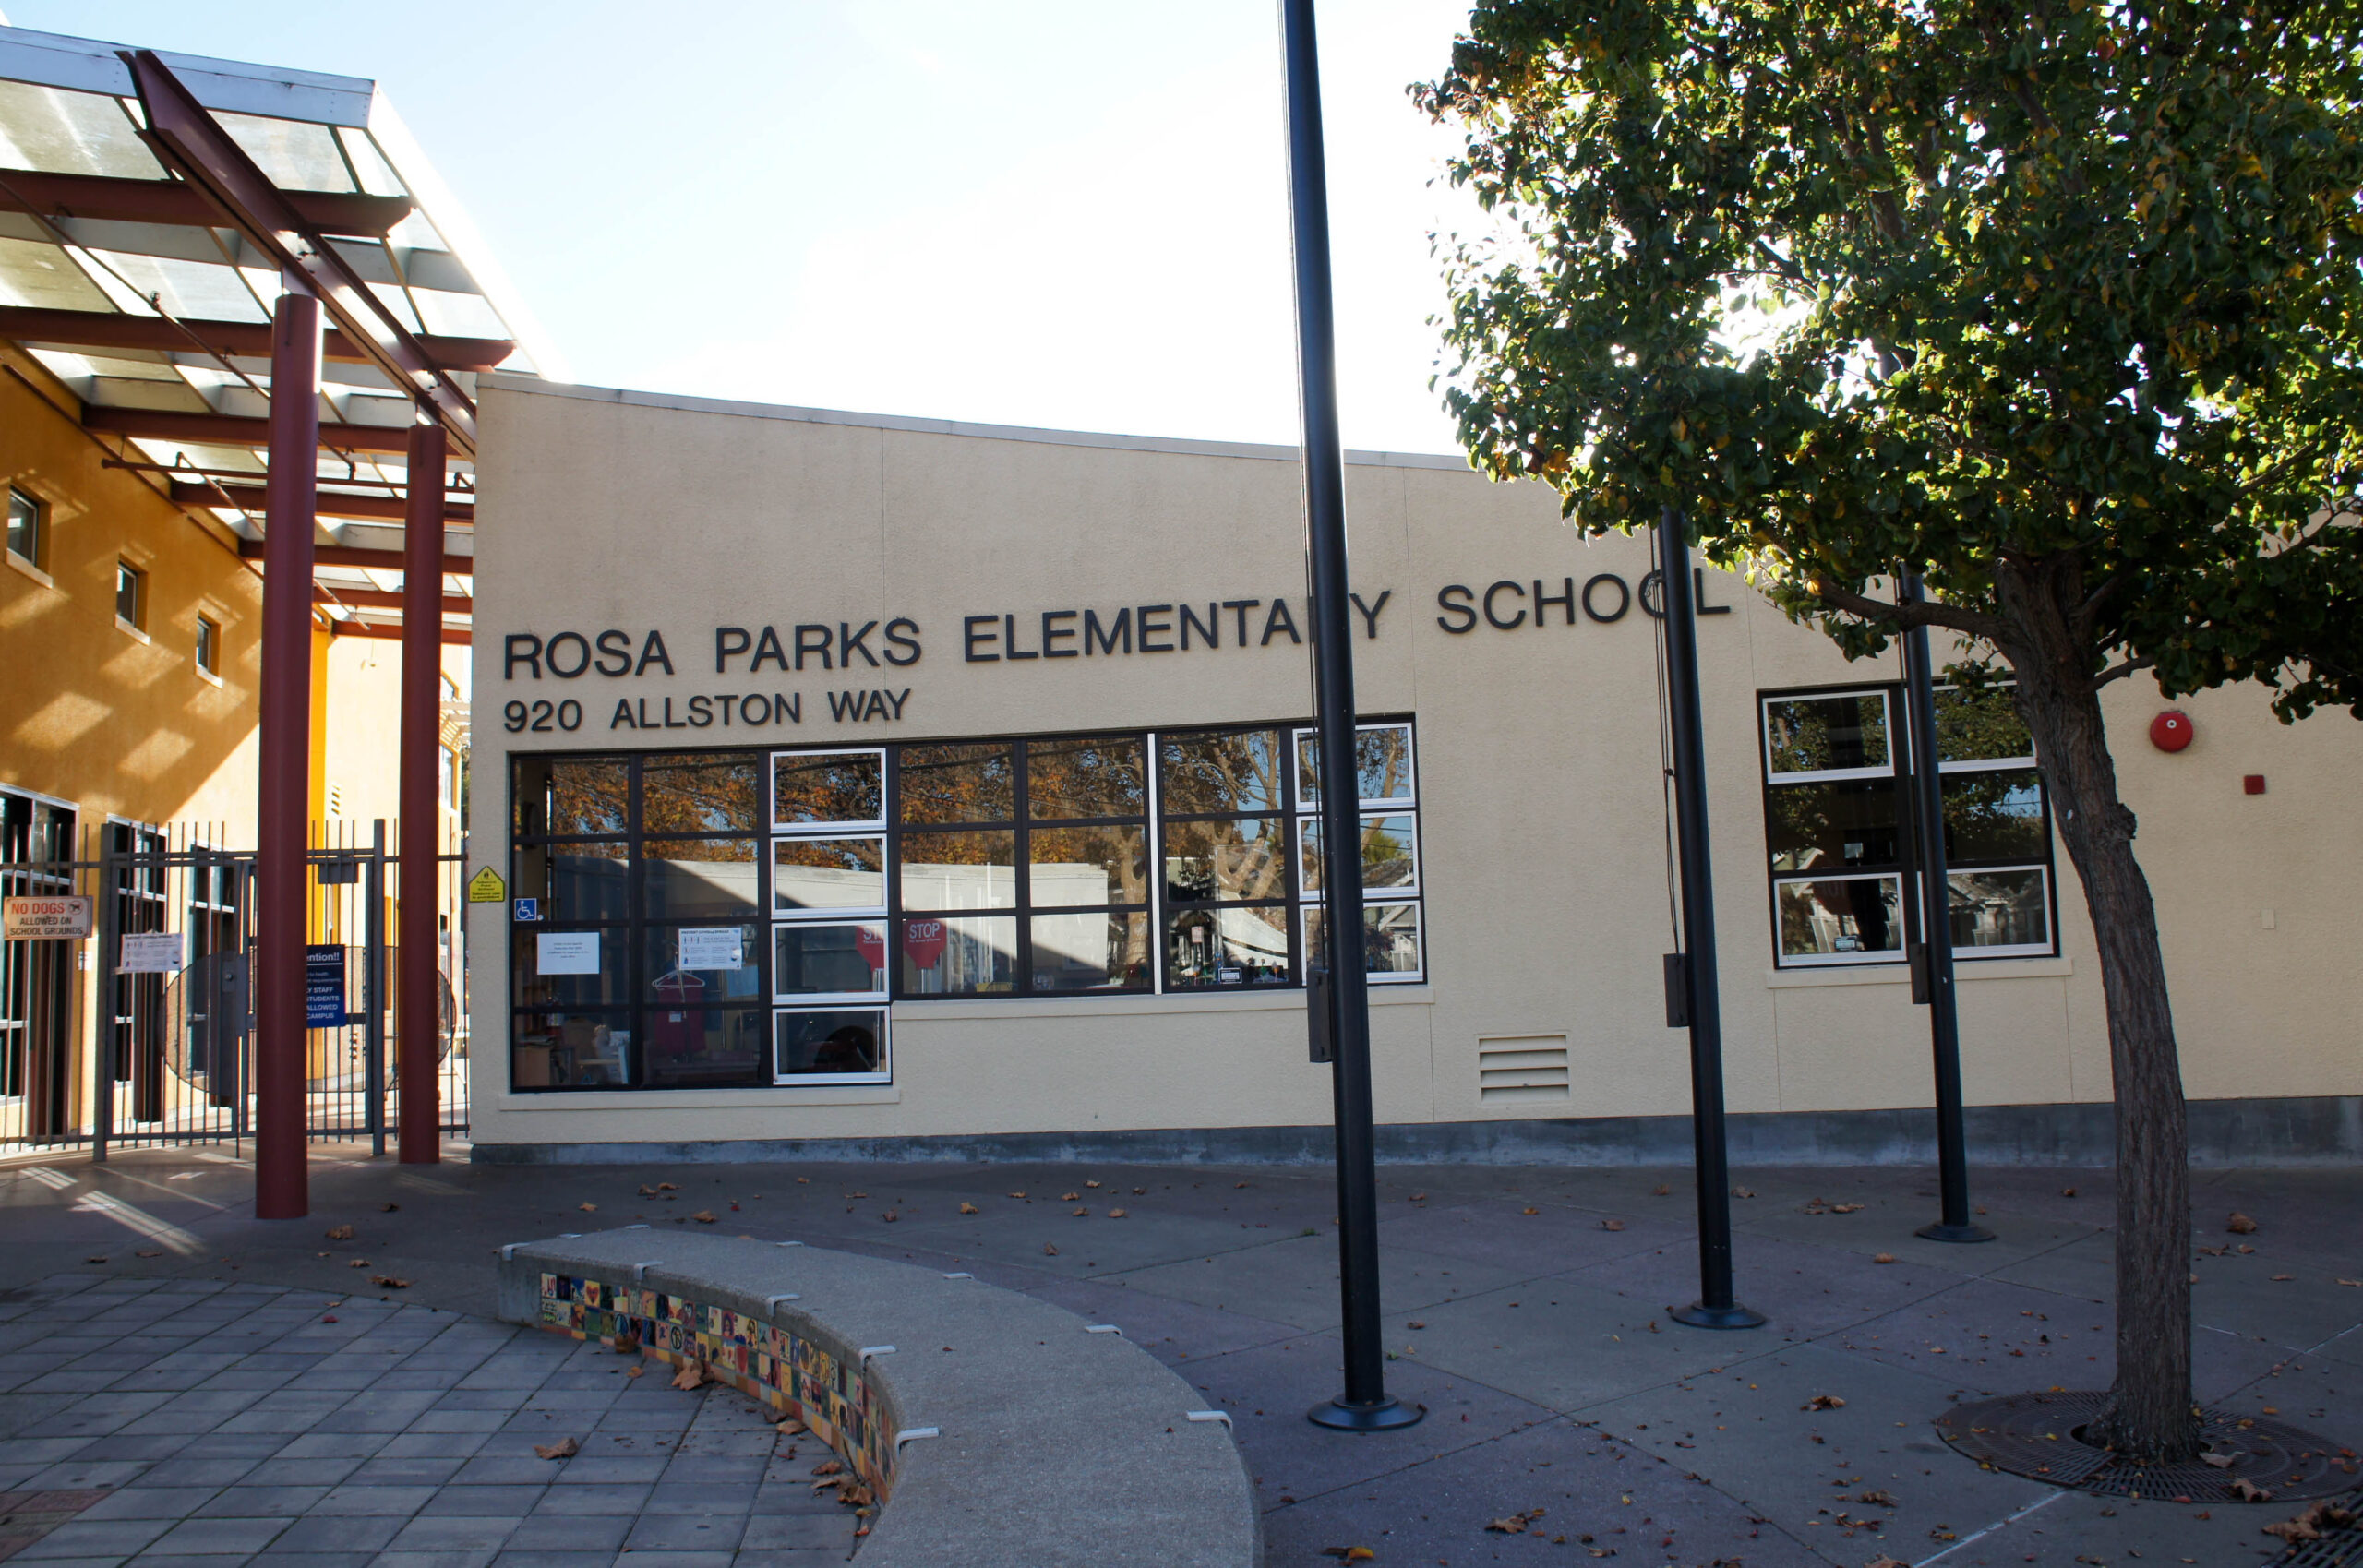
xmin=1660 ymin=509 xmax=1764 ymax=1330
xmin=1900 ymin=575 xmax=1996 ymax=1244
xmin=1281 ymin=0 xmax=1419 ymax=1433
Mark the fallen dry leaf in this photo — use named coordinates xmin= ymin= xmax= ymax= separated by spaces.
xmin=1133 ymin=1187 xmax=1146 ymax=1195
xmin=578 ymin=1203 xmax=596 ymax=1213
xmin=672 ymin=1361 xmax=706 ymax=1391
xmin=1805 ymin=1394 xmax=1845 ymax=1410
xmin=639 ymin=1185 xmax=658 ymax=1197
xmin=2272 ymin=1274 xmax=2295 ymax=1281
xmin=1485 ymin=1516 xmax=1527 ymax=1534
xmin=2264 ymin=1517 xmax=2324 ymax=1544
xmin=1865 ymin=1558 xmax=1911 ymax=1568
xmin=2228 ymin=1212 xmax=2260 ymax=1235
xmin=1854 ymin=1489 xmax=1897 ymax=1507
xmin=811 ymin=1459 xmax=844 ymax=1478
xmin=1109 ymin=1208 xmax=1128 ymax=1219
xmin=1062 ymin=1191 xmax=1080 ymax=1202
xmin=370 ymin=1276 xmax=410 ymax=1289
xmin=882 ymin=1212 xmax=899 ymax=1223
xmin=2062 ymin=1187 xmax=2078 ymax=1197
xmin=776 ymin=1418 xmax=806 ymax=1436
xmin=136 ymin=1250 xmax=162 ymax=1259
xmin=1733 ymin=1187 xmax=1757 ymax=1198
xmin=1600 ymin=1219 xmax=1625 ymax=1231
xmin=325 ymin=1224 xmax=354 ymax=1240
xmin=846 ymin=1191 xmax=869 ymax=1199
xmin=2232 ymin=1478 xmax=2273 ymax=1502
xmin=1409 ymin=1191 xmax=1428 ymax=1201
xmin=1071 ymin=1207 xmax=1088 ymax=1217
xmin=624 ymin=1365 xmax=643 ymax=1380
xmin=2339 ymin=1279 xmax=2363 ymax=1288
xmin=534 ymin=1437 xmax=579 ymax=1460
xmin=1086 ymin=1179 xmax=1102 ymax=1189
xmin=1521 ymin=1206 xmax=1541 ymax=1215
xmin=958 ymin=1203 xmax=978 ymax=1215
xmin=1652 ymin=1183 xmax=1671 ymax=1196
xmin=656 ymin=1181 xmax=678 ymax=1191
xmin=1873 ymin=1253 xmax=1897 ymax=1264
xmin=2201 ymin=1450 xmax=2237 ymax=1468
xmin=1043 ymin=1243 xmax=1058 ymax=1256
xmin=690 ymin=1210 xmax=717 ymax=1224
xmin=1009 ymin=1190 xmax=1026 ymax=1198
xmin=347 ymin=1258 xmax=371 ymax=1268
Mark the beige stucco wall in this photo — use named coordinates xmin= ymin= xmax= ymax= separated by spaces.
xmin=465 ymin=378 xmax=2361 ymax=1150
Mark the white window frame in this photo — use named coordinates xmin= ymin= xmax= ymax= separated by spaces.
xmin=1771 ymin=869 xmax=1909 ymax=966
xmin=770 ymin=748 xmax=892 ymax=1085
xmin=1291 ymin=722 xmax=1424 ymax=986
xmin=771 ymin=748 xmax=886 ymax=832
xmin=1760 ymin=690 xmax=1898 ymax=784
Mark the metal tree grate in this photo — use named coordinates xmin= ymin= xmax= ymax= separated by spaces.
xmin=1937 ymin=1391 xmax=2360 ymax=1504
xmin=2271 ymin=1493 xmax=2363 ymax=1568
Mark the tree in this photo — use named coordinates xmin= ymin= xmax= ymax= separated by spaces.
xmin=1414 ymin=0 xmax=2363 ymax=1460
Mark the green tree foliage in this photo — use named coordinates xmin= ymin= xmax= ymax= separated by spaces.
xmin=1415 ymin=0 xmax=2363 ymax=1461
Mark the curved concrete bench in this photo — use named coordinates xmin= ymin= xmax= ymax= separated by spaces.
xmin=496 ymin=1230 xmax=1257 ymax=1568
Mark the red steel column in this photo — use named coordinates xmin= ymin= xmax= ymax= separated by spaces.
xmin=396 ymin=418 xmax=448 ymax=1163
xmin=255 ymin=288 xmax=320 ymax=1219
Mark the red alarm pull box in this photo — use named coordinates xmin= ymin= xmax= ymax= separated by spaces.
xmin=2150 ymin=710 xmax=2194 ymax=751
xmin=2244 ymin=775 xmax=2267 ymax=795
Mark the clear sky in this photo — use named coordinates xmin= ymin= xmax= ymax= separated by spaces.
xmin=9 ymin=2 xmax=1486 ymax=454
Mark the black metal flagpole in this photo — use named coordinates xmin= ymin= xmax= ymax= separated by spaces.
xmin=1899 ymin=574 xmax=1996 ymax=1244
xmin=1659 ymin=509 xmax=1764 ymax=1330
xmin=1280 ymin=0 xmax=1420 ymax=1433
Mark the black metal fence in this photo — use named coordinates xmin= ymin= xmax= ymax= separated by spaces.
xmin=0 ymin=819 xmax=469 ymax=1155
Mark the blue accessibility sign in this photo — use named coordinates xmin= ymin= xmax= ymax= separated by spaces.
xmin=514 ymin=897 xmax=540 ymax=922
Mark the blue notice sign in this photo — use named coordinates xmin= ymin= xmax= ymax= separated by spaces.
xmin=305 ymin=944 xmax=349 ymax=1028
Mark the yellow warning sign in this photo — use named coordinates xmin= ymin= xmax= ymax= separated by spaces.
xmin=465 ymin=867 xmax=508 ymax=904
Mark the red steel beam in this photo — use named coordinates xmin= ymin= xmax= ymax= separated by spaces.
xmin=90 ymin=406 xmax=414 ymax=453
xmin=0 ymin=306 xmax=514 ymax=372
xmin=398 ymin=419 xmax=450 ymax=1162
xmin=239 ymin=539 xmax=474 ymax=574
xmin=0 ymin=168 xmax=413 ymax=235
xmin=330 ymin=620 xmax=471 ymax=646
xmin=173 ymin=479 xmax=474 ymax=524
xmin=254 ymin=292 xmax=318 ymax=1222
xmin=126 ymin=52 xmax=478 ymax=454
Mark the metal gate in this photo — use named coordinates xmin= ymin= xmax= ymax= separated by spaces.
xmin=0 ymin=820 xmax=469 ymax=1155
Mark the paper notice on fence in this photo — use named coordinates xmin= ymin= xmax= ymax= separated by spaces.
xmin=676 ymin=928 xmax=744 ymax=970
xmin=536 ymin=930 xmax=601 ymax=976
xmin=119 ymin=932 xmax=185 ymax=974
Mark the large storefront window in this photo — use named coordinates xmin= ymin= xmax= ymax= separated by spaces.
xmin=510 ymin=720 xmax=1422 ymax=1092
xmin=1759 ymin=684 xmax=2057 ymax=967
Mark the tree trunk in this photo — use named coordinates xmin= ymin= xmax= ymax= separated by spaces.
xmin=1996 ymin=565 xmax=2200 ymax=1463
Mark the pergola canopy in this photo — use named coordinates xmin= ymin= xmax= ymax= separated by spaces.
xmin=0 ymin=25 xmax=561 ymax=638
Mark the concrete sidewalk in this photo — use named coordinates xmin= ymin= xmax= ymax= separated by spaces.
xmin=3 ymin=1143 xmax=2357 ymax=1568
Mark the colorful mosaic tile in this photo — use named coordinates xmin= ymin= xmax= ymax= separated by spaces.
xmin=536 ymin=1270 xmax=896 ymax=1496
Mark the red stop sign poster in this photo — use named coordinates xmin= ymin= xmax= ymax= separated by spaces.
xmin=902 ymin=918 xmax=946 ymax=970
xmin=855 ymin=925 xmax=885 ymax=972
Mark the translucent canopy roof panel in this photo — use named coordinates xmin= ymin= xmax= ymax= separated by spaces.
xmin=0 ymin=22 xmax=560 ymax=631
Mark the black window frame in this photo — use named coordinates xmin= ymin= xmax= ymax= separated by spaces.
xmin=1757 ymin=680 xmax=2060 ymax=969
xmin=510 ymin=720 xmax=1426 ymax=1094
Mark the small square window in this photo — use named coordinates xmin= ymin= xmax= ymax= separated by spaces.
xmin=195 ymin=615 xmax=220 ymax=675
xmin=115 ymin=560 xmax=147 ymax=630
xmin=6 ymin=486 xmax=45 ymax=570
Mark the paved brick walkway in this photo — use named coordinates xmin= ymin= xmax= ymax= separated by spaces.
xmin=0 ymin=1273 xmax=857 ymax=1567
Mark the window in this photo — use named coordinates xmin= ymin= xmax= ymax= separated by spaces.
xmin=1759 ymin=684 xmax=2056 ymax=966
xmin=1295 ymin=723 xmax=1424 ymax=982
xmin=774 ymin=748 xmax=889 ymax=1083
xmin=510 ymin=721 xmax=1425 ymax=1092
xmin=194 ymin=615 xmax=220 ymax=676
xmin=114 ymin=560 xmax=146 ymax=630
xmin=6 ymin=487 xmax=44 ymax=570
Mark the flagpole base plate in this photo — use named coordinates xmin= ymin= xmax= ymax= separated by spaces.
xmin=1668 ymin=1300 xmax=1766 ymax=1330
xmin=1915 ymin=1221 xmax=1997 ymax=1244
xmin=1307 ymin=1395 xmax=1424 ymax=1432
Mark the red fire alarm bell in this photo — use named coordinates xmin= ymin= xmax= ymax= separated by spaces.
xmin=2244 ymin=775 xmax=2266 ymax=796
xmin=2150 ymin=710 xmax=2194 ymax=751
